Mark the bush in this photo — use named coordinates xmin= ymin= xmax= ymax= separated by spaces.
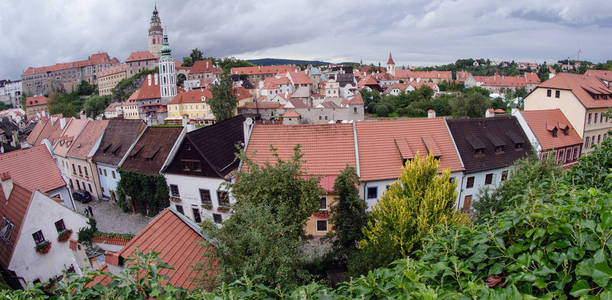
xmin=374 ymin=104 xmax=391 ymax=117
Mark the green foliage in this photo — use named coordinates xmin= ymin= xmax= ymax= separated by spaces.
xmin=111 ymin=67 xmax=158 ymax=102
xmin=595 ymin=60 xmax=612 ymax=71
xmin=231 ymin=145 xmax=321 ymax=240
xmin=0 ymin=102 xmax=12 ymax=110
xmin=77 ymin=218 xmax=97 ymax=244
xmin=76 ymin=80 xmax=97 ymax=96
xmin=354 ymin=154 xmax=470 ymax=275
xmin=326 ymin=165 xmax=367 ymax=262
xmin=417 ymin=58 xmax=524 ymax=77
xmin=116 ymin=170 xmax=169 ymax=217
xmin=92 ymin=231 xmax=135 ymax=240
xmin=83 ymin=95 xmax=110 ymax=118
xmin=201 ymin=203 xmax=310 ymax=291
xmin=450 ymin=88 xmax=491 ymax=117
xmin=181 ymin=48 xmax=204 ymax=67
xmin=437 ymin=80 xmax=465 ymax=91
xmin=474 ymin=154 xmax=562 ymax=221
xmin=48 ymin=92 xmax=79 ymax=118
xmin=203 ymin=56 xmax=255 ymax=73
xmin=208 ymin=72 xmax=237 ymax=121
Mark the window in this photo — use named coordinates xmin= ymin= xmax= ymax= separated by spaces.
xmin=586 ymin=136 xmax=591 ymax=148
xmin=170 ymin=184 xmax=180 ymax=197
xmin=88 ymin=184 xmax=92 ymax=192
xmin=595 ymin=113 xmax=598 ymax=124
xmin=192 ymin=208 xmax=202 ymax=223
xmin=32 ymin=230 xmax=45 ymax=244
xmin=475 ymin=148 xmax=485 ymax=155
xmin=515 ymin=142 xmax=524 ymax=149
xmin=199 ymin=189 xmax=211 ymax=204
xmin=69 ymin=179 xmax=73 ymax=189
xmin=103 ymin=169 xmax=107 ymax=176
xmin=0 ymin=217 xmax=14 ymax=243
xmin=466 ymin=176 xmax=475 ymax=188
xmin=366 ymin=186 xmax=378 ymax=199
xmin=558 ymin=150 xmax=565 ymax=162
xmin=112 ymin=171 xmax=116 ymax=179
xmin=54 ymin=219 xmax=66 ymax=233
xmin=463 ymin=195 xmax=472 ymax=212
xmin=98 ymin=168 xmax=102 ymax=175
xmin=501 ymin=170 xmax=508 ymax=181
xmin=601 ymin=114 xmax=605 ymax=123
xmin=598 ymin=134 xmax=602 ymax=144
xmin=546 ymin=89 xmax=551 ymax=97
xmin=485 ymin=173 xmax=494 ymax=185
xmin=175 ymin=204 xmax=184 ymax=214
xmin=320 ymin=197 xmax=327 ymax=210
xmin=555 ymin=90 xmax=560 ymax=98
xmin=317 ymin=220 xmax=328 ymax=232
xmin=213 ymin=213 xmax=223 ymax=224
xmin=181 ymin=159 xmax=202 ymax=172
xmin=84 ymin=167 xmax=88 ymax=177
xmin=76 ymin=180 xmax=81 ymax=190
xmin=495 ymin=146 xmax=504 ymax=153
xmin=354 ymin=107 xmax=357 ymax=113
xmin=78 ymin=166 xmax=82 ymax=175
xmin=217 ymin=191 xmax=229 ymax=207
xmin=72 ymin=164 xmax=76 ymax=174
xmin=588 ymin=113 xmax=592 ymax=124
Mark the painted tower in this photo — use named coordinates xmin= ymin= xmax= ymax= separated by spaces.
xmin=148 ymin=5 xmax=163 ymax=58
xmin=386 ymin=52 xmax=396 ymax=77
xmin=159 ymin=34 xmax=177 ymax=102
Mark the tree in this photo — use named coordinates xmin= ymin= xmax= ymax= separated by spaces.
xmin=201 ymin=203 xmax=310 ymax=290
xmin=353 ymin=153 xmax=469 ymax=274
xmin=48 ymin=92 xmax=78 ymax=118
xmin=182 ymin=48 xmax=204 ymax=67
xmin=208 ymin=72 xmax=237 ymax=121
xmin=230 ymin=145 xmax=321 ymax=239
xmin=325 ymin=165 xmax=367 ymax=262
xmin=450 ymin=90 xmax=490 ymax=118
xmin=76 ymin=80 xmax=97 ymax=96
xmin=83 ymin=95 xmax=110 ymax=118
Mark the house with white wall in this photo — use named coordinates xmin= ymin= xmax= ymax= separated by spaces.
xmin=446 ymin=116 xmax=532 ymax=211
xmin=0 ymin=173 xmax=89 ymax=288
xmin=162 ymin=115 xmax=247 ymax=225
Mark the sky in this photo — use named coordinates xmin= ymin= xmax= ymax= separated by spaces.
xmin=1 ymin=0 xmax=611 ymax=79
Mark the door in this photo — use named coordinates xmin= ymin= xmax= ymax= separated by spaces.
xmin=463 ymin=195 xmax=472 ymax=212
xmin=110 ymin=190 xmax=116 ymax=202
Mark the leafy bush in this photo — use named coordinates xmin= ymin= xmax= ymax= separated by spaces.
xmin=116 ymin=170 xmax=169 ymax=217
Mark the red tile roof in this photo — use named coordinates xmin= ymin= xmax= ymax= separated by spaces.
xmin=283 ymin=109 xmax=300 ymax=118
xmin=473 ymin=73 xmax=540 ymax=87
xmin=0 ymin=145 xmax=67 ymax=193
xmin=288 ymin=71 xmax=312 ymax=85
xmin=246 ymin=124 xmax=357 ymax=176
xmin=168 ymin=89 xmax=212 ymax=105
xmin=100 ymin=64 xmax=127 ymax=77
xmin=234 ymin=86 xmax=252 ymax=101
xmin=585 ymin=70 xmax=612 ymax=81
xmin=21 ymin=53 xmax=114 ymax=76
xmin=26 ymin=120 xmax=46 ymax=145
xmin=26 ymin=96 xmax=49 ymax=108
xmin=130 ymin=74 xmax=161 ymax=101
xmin=520 ymin=109 xmax=583 ymax=151
xmin=537 ymin=73 xmax=612 ymax=109
xmin=261 ymin=75 xmax=291 ymax=90
xmin=126 ymin=51 xmax=157 ymax=63
xmin=341 ymin=93 xmax=364 ymax=105
xmin=238 ymin=102 xmax=282 ymax=109
xmin=53 ymin=119 xmax=88 ymax=158
xmin=231 ymin=65 xmax=297 ymax=75
xmin=190 ymin=60 xmax=221 ymax=74
xmin=394 ymin=70 xmax=452 ymax=81
xmin=67 ymin=120 xmax=109 ymax=160
xmin=387 ymin=53 xmax=395 ymax=65
xmin=356 ymin=118 xmax=463 ymax=181
xmin=116 ymin=209 xmax=214 ymax=289
xmin=0 ymin=182 xmax=33 ymax=268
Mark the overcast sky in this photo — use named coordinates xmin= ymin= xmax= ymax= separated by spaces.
xmin=1 ymin=0 xmax=611 ymax=79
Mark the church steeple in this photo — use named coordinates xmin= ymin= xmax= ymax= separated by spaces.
xmin=159 ymin=33 xmax=177 ymax=102
xmin=148 ymin=5 xmax=163 ymax=58
xmin=386 ymin=52 xmax=396 ymax=77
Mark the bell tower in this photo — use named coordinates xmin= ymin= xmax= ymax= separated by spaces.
xmin=386 ymin=52 xmax=396 ymax=77
xmin=159 ymin=34 xmax=177 ymax=102
xmin=148 ymin=5 xmax=163 ymax=58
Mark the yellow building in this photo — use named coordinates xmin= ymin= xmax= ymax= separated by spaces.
xmin=305 ymin=191 xmax=337 ymax=237
xmin=98 ymin=64 xmax=127 ymax=96
xmin=524 ymin=72 xmax=612 ymax=154
xmin=166 ymin=89 xmax=215 ymax=124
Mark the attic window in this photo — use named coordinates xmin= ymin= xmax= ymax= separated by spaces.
xmin=515 ymin=143 xmax=524 ymax=149
xmin=563 ymin=127 xmax=569 ymax=136
xmin=111 ymin=144 xmax=121 ymax=154
xmin=495 ymin=146 xmax=504 ymax=153
xmin=103 ymin=143 xmax=112 ymax=153
xmin=552 ymin=128 xmax=558 ymax=138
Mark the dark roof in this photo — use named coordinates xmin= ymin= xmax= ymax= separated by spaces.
xmin=446 ymin=116 xmax=532 ymax=173
xmin=120 ymin=127 xmax=183 ymax=175
xmin=164 ymin=115 xmax=245 ymax=178
xmin=93 ymin=119 xmax=146 ymax=166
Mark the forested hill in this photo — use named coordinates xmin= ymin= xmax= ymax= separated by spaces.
xmin=247 ymin=58 xmax=330 ymax=66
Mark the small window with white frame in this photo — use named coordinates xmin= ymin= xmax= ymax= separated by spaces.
xmin=316 ymin=220 xmax=328 ymax=232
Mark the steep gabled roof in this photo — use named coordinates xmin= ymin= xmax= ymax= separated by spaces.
xmin=168 ymin=89 xmax=212 ymax=105
xmin=519 ymin=109 xmax=583 ymax=151
xmin=26 ymin=120 xmax=46 ymax=145
xmin=120 ymin=127 xmax=183 ymax=175
xmin=53 ymin=119 xmax=88 ymax=158
xmin=536 ymin=72 xmax=612 ymax=109
xmin=387 ymin=52 xmax=395 ymax=65
xmin=231 ymin=65 xmax=297 ymax=75
xmin=67 ymin=120 xmax=109 ymax=160
xmin=246 ymin=123 xmax=357 ymax=176
xmin=0 ymin=145 xmax=67 ymax=193
xmin=356 ymin=118 xmax=463 ymax=181
xmin=26 ymin=96 xmax=48 ymax=108
xmin=126 ymin=51 xmax=157 ymax=63
xmin=93 ymin=120 xmax=146 ymax=166
xmin=190 ymin=60 xmax=220 ymax=74
xmin=130 ymin=74 xmax=162 ymax=101
xmin=0 ymin=182 xmax=33 ymax=269
xmin=446 ymin=116 xmax=531 ymax=173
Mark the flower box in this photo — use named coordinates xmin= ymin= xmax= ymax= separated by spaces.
xmin=169 ymin=196 xmax=181 ymax=203
xmin=202 ymin=203 xmax=213 ymax=210
xmin=217 ymin=206 xmax=230 ymax=213
xmin=57 ymin=229 xmax=73 ymax=242
xmin=313 ymin=211 xmax=330 ymax=218
xmin=35 ymin=241 xmax=51 ymax=254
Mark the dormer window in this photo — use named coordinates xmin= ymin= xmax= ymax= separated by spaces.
xmin=563 ymin=128 xmax=569 ymax=136
xmin=495 ymin=146 xmax=504 ymax=153
xmin=552 ymin=128 xmax=558 ymax=137
xmin=515 ymin=142 xmax=524 ymax=149
xmin=475 ymin=148 xmax=485 ymax=155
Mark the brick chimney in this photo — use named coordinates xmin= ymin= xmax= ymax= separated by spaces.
xmin=427 ymin=109 xmax=436 ymax=118
xmin=485 ymin=108 xmax=495 ymax=118
xmin=105 ymin=251 xmax=120 ymax=266
xmin=1 ymin=172 xmax=13 ymax=200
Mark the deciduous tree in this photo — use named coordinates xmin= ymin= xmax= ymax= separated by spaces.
xmin=208 ymin=72 xmax=237 ymax=121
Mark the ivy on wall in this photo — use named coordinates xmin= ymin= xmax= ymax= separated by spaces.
xmin=117 ymin=170 xmax=169 ymax=217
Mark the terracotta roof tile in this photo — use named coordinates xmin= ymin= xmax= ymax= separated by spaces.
xmin=246 ymin=124 xmax=357 ymax=176
xmin=356 ymin=118 xmax=463 ymax=181
xmin=53 ymin=119 xmax=88 ymax=158
xmin=26 ymin=96 xmax=49 ymax=107
xmin=126 ymin=51 xmax=157 ymax=63
xmin=519 ymin=109 xmax=583 ymax=151
xmin=394 ymin=70 xmax=452 ymax=81
xmin=0 ymin=183 xmax=33 ymax=268
xmin=537 ymin=73 xmax=612 ymax=109
xmin=168 ymin=89 xmax=212 ymax=105
xmin=288 ymin=71 xmax=312 ymax=85
xmin=190 ymin=60 xmax=221 ymax=74
xmin=131 ymin=74 xmax=162 ymax=100
xmin=0 ymin=145 xmax=67 ymax=193
xmin=67 ymin=120 xmax=109 ymax=159
xmin=231 ymin=65 xmax=297 ymax=75
xmin=387 ymin=52 xmax=395 ymax=65
xmin=283 ymin=109 xmax=300 ymax=118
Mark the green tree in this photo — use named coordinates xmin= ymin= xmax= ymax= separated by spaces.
xmin=181 ymin=48 xmax=204 ymax=67
xmin=83 ymin=95 xmax=110 ymax=118
xmin=326 ymin=165 xmax=367 ymax=262
xmin=76 ymin=80 xmax=97 ymax=96
xmin=208 ymin=72 xmax=237 ymax=121
xmin=450 ymin=90 xmax=491 ymax=117
xmin=354 ymin=153 xmax=469 ymax=274
xmin=48 ymin=92 xmax=78 ymax=118
xmin=116 ymin=170 xmax=169 ymax=216
xmin=231 ymin=146 xmax=321 ymax=239
xmin=201 ymin=203 xmax=310 ymax=290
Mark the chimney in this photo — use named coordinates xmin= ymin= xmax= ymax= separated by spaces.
xmin=181 ymin=115 xmax=189 ymax=127
xmin=206 ymin=61 xmax=208 ymax=68
xmin=243 ymin=118 xmax=253 ymax=146
xmin=427 ymin=109 xmax=436 ymax=118
xmin=105 ymin=251 xmax=120 ymax=266
xmin=60 ymin=118 xmax=66 ymax=129
xmin=485 ymin=108 xmax=495 ymax=118
xmin=1 ymin=172 xmax=13 ymax=200
xmin=148 ymin=74 xmax=152 ymax=86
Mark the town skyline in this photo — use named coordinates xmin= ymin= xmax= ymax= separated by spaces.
xmin=2 ymin=0 xmax=611 ymax=79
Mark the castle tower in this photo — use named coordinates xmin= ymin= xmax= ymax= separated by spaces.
xmin=148 ymin=5 xmax=163 ymax=58
xmin=386 ymin=52 xmax=396 ymax=77
xmin=159 ymin=34 xmax=177 ymax=102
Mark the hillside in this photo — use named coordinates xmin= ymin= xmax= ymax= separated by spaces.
xmin=247 ymin=58 xmax=330 ymax=66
